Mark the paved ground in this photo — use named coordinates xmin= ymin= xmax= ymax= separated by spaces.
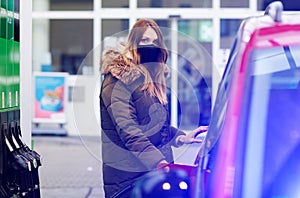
xmin=33 ymin=135 xmax=105 ymax=198
xmin=32 ymin=132 xmax=203 ymax=198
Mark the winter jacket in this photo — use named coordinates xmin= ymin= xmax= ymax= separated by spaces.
xmin=100 ymin=49 xmax=185 ymax=197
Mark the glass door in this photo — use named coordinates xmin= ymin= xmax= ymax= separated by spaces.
xmin=154 ymin=18 xmax=213 ymax=130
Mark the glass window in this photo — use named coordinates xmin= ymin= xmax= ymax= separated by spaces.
xmin=220 ymin=19 xmax=241 ymax=49
xmin=199 ymin=41 xmax=237 ymax=165
xmin=221 ymin=0 xmax=248 ymax=8
xmin=101 ymin=19 xmax=129 ymax=51
xmin=138 ymin=0 xmax=212 ymax=8
xmin=101 ymin=19 xmax=129 ymax=40
xmin=257 ymin=0 xmax=266 ymax=10
xmin=179 ymin=19 xmax=213 ymax=44
xmin=177 ymin=19 xmax=212 ymax=128
xmin=50 ymin=20 xmax=93 ymax=74
xmin=245 ymin=45 xmax=300 ymax=197
xmin=157 ymin=19 xmax=212 ymax=129
xmin=32 ymin=19 xmax=93 ymax=75
xmin=102 ymin=0 xmax=129 ymax=8
xmin=33 ymin=0 xmax=93 ymax=11
xmin=258 ymin=0 xmax=300 ymax=11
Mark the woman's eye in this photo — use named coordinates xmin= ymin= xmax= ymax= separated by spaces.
xmin=140 ymin=38 xmax=158 ymax=45
xmin=140 ymin=38 xmax=148 ymax=43
xmin=153 ymin=40 xmax=159 ymax=45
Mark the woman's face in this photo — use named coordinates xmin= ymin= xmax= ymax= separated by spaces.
xmin=139 ymin=27 xmax=159 ymax=46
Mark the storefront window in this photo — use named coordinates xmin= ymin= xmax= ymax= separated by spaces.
xmin=221 ymin=0 xmax=248 ymax=8
xmin=33 ymin=0 xmax=93 ymax=11
xmin=50 ymin=20 xmax=93 ymax=75
xmin=220 ymin=19 xmax=241 ymax=49
xmin=102 ymin=0 xmax=129 ymax=8
xmin=154 ymin=19 xmax=212 ymax=129
xmin=257 ymin=0 xmax=300 ymax=10
xmin=177 ymin=19 xmax=212 ymax=128
xmin=101 ymin=19 xmax=129 ymax=51
xmin=32 ymin=19 xmax=93 ymax=75
xmin=138 ymin=0 xmax=212 ymax=8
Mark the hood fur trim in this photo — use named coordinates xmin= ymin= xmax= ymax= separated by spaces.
xmin=100 ymin=49 xmax=142 ymax=84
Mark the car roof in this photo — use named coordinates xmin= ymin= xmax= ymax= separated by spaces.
xmin=241 ymin=14 xmax=300 ymax=49
xmin=234 ymin=1 xmax=300 ymax=50
xmin=232 ymin=4 xmax=300 ymax=73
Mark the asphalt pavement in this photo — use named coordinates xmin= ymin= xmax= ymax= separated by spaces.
xmin=32 ymin=132 xmax=203 ymax=198
xmin=33 ymin=135 xmax=105 ymax=198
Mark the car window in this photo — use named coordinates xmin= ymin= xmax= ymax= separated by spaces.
xmin=195 ymin=38 xmax=238 ymax=170
xmin=290 ymin=45 xmax=300 ymax=66
xmin=242 ymin=45 xmax=300 ymax=197
xmin=220 ymin=38 xmax=238 ymax=90
xmin=200 ymin=38 xmax=238 ymax=157
xmin=195 ymin=37 xmax=239 ymax=197
xmin=251 ymin=46 xmax=300 ymax=75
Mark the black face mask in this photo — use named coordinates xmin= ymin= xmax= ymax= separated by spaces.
xmin=137 ymin=44 xmax=163 ymax=64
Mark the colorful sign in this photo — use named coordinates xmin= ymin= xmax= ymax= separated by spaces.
xmin=33 ymin=72 xmax=68 ymax=123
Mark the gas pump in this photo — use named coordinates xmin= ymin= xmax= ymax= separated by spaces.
xmin=0 ymin=0 xmax=42 ymax=197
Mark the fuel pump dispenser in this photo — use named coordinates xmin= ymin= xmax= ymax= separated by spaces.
xmin=0 ymin=0 xmax=42 ymax=197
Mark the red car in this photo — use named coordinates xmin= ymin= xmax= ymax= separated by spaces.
xmin=197 ymin=1 xmax=300 ymax=198
xmin=131 ymin=2 xmax=300 ymax=198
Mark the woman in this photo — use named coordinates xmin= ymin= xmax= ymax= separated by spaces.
xmin=100 ymin=18 xmax=208 ymax=198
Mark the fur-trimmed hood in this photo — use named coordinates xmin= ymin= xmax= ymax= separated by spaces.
xmin=100 ymin=49 xmax=142 ymax=84
xmin=100 ymin=49 xmax=170 ymax=85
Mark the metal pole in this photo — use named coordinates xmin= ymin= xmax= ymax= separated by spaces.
xmin=170 ymin=17 xmax=178 ymax=127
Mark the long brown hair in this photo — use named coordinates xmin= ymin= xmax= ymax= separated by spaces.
xmin=123 ymin=18 xmax=169 ymax=104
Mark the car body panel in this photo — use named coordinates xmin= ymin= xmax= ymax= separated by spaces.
xmin=196 ymin=3 xmax=300 ymax=198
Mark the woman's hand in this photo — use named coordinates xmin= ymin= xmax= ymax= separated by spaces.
xmin=156 ymin=160 xmax=170 ymax=171
xmin=177 ymin=126 xmax=209 ymax=144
